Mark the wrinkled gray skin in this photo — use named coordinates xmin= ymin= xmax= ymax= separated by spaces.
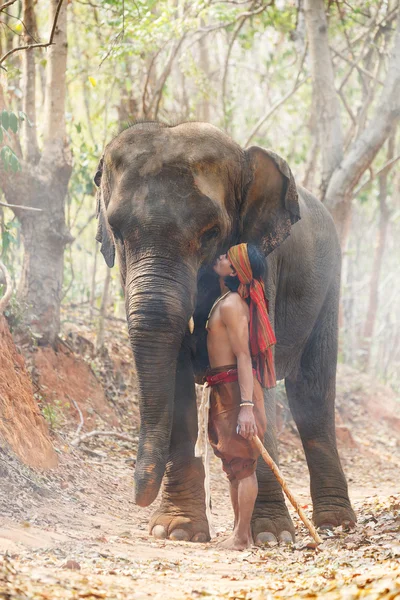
xmin=94 ymin=121 xmax=356 ymax=544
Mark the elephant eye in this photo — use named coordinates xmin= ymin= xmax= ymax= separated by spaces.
xmin=111 ymin=226 xmax=123 ymax=243
xmin=201 ymin=226 xmax=220 ymax=246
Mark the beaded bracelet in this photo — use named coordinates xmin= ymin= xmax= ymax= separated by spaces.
xmin=239 ymin=401 xmax=254 ymax=407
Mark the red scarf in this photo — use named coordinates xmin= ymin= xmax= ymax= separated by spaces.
xmin=227 ymin=243 xmax=276 ymax=388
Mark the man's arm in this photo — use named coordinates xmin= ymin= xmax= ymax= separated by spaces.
xmin=220 ymin=298 xmax=257 ymax=440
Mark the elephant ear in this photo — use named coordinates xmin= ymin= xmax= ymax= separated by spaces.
xmin=241 ymin=147 xmax=300 ymax=255
xmin=94 ymin=157 xmax=115 ymax=268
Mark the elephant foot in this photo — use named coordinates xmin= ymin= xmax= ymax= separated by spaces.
xmin=252 ymin=503 xmax=296 ymax=546
xmin=313 ymin=503 xmax=357 ymax=531
xmin=149 ymin=502 xmax=210 ymax=543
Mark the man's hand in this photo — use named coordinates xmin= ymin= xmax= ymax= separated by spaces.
xmin=237 ymin=406 xmax=257 ymax=440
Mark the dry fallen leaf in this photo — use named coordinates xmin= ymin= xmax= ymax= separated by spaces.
xmin=62 ymin=559 xmax=81 ymax=570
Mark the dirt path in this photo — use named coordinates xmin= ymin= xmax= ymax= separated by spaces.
xmin=1 ymin=433 xmax=399 ymax=599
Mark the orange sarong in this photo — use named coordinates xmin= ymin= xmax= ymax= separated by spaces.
xmin=207 ymin=365 xmax=267 ymax=481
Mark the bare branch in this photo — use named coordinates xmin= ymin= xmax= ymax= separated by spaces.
xmin=335 ymin=4 xmax=398 ymax=56
xmin=0 ymin=200 xmax=42 ymax=211
xmin=0 ymin=0 xmax=18 ymax=11
xmin=71 ymin=398 xmax=84 ymax=439
xmin=188 ymin=1 xmax=269 ymax=51
xmin=243 ymin=76 xmax=308 ymax=147
xmin=0 ymin=0 xmax=64 ymax=67
xmin=334 ymin=0 xmax=357 ymax=59
xmin=353 ymin=154 xmax=400 ymax=196
xmin=151 ymin=35 xmax=187 ymax=119
xmin=325 ymin=10 xmax=400 ymax=210
xmin=142 ymin=44 xmax=168 ymax=117
xmin=0 ymin=259 xmax=13 ymax=313
xmin=341 ymin=0 xmax=373 ymax=20
xmin=197 ymin=3 xmax=268 ymax=35
xmin=338 ymin=89 xmax=357 ymax=127
xmin=72 ymin=213 xmax=96 ymax=241
xmin=141 ymin=2 xmax=208 ymax=116
xmin=1 ymin=9 xmax=40 ymax=42
xmin=222 ymin=8 xmax=249 ymax=128
xmin=331 ymin=46 xmax=384 ymax=86
xmin=98 ymin=29 xmax=123 ymax=69
xmin=0 ymin=19 xmax=24 ymax=37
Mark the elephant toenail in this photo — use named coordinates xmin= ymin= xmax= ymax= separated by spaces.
xmin=152 ymin=525 xmax=167 ymax=539
xmin=169 ymin=528 xmax=190 ymax=541
xmin=255 ymin=532 xmax=278 ymax=546
xmin=192 ymin=532 xmax=208 ymax=543
xmin=278 ymin=530 xmax=294 ymax=545
xmin=318 ymin=523 xmax=335 ymax=530
xmin=151 ymin=525 xmax=167 ymax=540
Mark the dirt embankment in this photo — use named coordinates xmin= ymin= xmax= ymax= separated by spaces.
xmin=31 ymin=342 xmax=118 ymax=430
xmin=0 ymin=317 xmax=57 ymax=469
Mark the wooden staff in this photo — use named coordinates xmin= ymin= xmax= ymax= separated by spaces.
xmin=253 ymin=435 xmax=323 ymax=545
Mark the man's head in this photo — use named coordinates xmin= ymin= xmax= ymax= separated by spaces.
xmin=213 ymin=243 xmax=265 ymax=287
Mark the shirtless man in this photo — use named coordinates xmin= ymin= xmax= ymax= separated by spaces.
xmin=206 ymin=243 xmax=276 ymax=550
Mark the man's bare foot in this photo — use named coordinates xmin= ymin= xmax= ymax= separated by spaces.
xmin=217 ymin=533 xmax=253 ymax=551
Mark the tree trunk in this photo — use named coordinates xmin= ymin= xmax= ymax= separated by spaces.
xmin=42 ymin=1 xmax=68 ymax=155
xmin=330 ymin=194 xmax=353 ymax=247
xmin=197 ymin=20 xmax=211 ymax=122
xmin=17 ymin=176 xmax=72 ymax=342
xmin=0 ymin=0 xmax=72 ymax=344
xmin=304 ymin=0 xmax=344 ymax=196
xmin=359 ymin=135 xmax=394 ymax=371
xmin=21 ymin=0 xmax=39 ymax=163
xmin=302 ymin=98 xmax=319 ymax=194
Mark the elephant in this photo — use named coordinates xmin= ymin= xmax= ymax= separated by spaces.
xmin=94 ymin=121 xmax=356 ymax=544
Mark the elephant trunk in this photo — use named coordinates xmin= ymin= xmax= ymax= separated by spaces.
xmin=126 ymin=255 xmax=196 ymax=507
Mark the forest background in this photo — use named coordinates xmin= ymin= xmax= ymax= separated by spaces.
xmin=0 ymin=0 xmax=399 ymax=392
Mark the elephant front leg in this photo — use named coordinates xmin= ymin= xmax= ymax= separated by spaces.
xmin=149 ymin=346 xmax=210 ymax=542
xmin=150 ymin=455 xmax=210 ymax=542
xmin=252 ymin=387 xmax=296 ymax=544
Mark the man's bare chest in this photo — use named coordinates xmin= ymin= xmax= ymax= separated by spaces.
xmin=205 ymin=291 xmax=231 ymax=332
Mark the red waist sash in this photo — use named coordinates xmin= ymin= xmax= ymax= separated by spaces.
xmin=206 ymin=368 xmax=257 ymax=387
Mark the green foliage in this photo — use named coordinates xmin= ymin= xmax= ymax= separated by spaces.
xmin=0 ymin=220 xmax=22 ymax=316
xmin=0 ymin=145 xmax=21 ymax=173
xmin=1 ymin=219 xmax=19 ymax=263
xmin=38 ymin=397 xmax=66 ymax=431
xmin=1 ymin=109 xmax=9 ymax=130
xmin=0 ymin=110 xmax=25 ymax=172
xmin=2 ymin=294 xmax=31 ymax=335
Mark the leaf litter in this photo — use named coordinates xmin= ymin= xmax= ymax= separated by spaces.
xmin=1 ymin=457 xmax=399 ymax=600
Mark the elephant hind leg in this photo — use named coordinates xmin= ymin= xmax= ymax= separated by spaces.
xmin=285 ymin=284 xmax=356 ymax=530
